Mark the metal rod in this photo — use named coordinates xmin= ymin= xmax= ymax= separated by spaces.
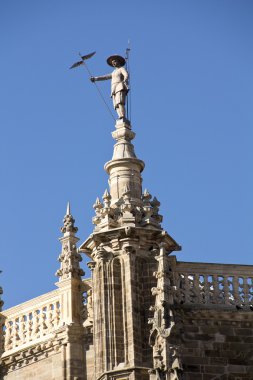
xmin=125 ymin=41 xmax=131 ymax=122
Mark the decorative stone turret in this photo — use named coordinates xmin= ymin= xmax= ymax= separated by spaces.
xmin=55 ymin=202 xmax=85 ymax=324
xmin=80 ymin=119 xmax=181 ymax=380
xmin=55 ymin=203 xmax=84 ymax=325
xmin=56 ymin=202 xmax=84 ymax=281
xmin=54 ymin=203 xmax=86 ymax=378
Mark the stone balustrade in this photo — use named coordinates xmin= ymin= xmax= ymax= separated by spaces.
xmin=172 ymin=261 xmax=253 ymax=307
xmin=1 ymin=289 xmax=62 ymax=353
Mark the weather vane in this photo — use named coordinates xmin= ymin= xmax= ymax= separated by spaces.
xmin=70 ymin=47 xmax=131 ymax=122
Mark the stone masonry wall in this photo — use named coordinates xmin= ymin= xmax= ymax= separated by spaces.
xmin=1 ymin=352 xmax=62 ymax=380
xmin=175 ymin=308 xmax=253 ymax=379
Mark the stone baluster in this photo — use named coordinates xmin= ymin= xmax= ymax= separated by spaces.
xmin=178 ymin=273 xmax=186 ymax=304
xmin=227 ymin=276 xmax=233 ymax=304
xmin=209 ymin=275 xmax=213 ymax=302
xmin=203 ymin=275 xmax=210 ymax=304
xmin=31 ymin=310 xmax=39 ymax=338
xmin=27 ymin=313 xmax=33 ymax=340
xmin=19 ymin=315 xmax=26 ymax=344
xmin=223 ymin=275 xmax=231 ymax=305
xmin=249 ymin=277 xmax=253 ymax=304
xmin=13 ymin=319 xmax=20 ymax=347
xmin=193 ymin=274 xmax=201 ymax=303
xmin=242 ymin=276 xmax=249 ymax=305
xmin=217 ymin=276 xmax=224 ymax=303
xmin=184 ymin=274 xmax=191 ymax=303
xmin=52 ymin=302 xmax=60 ymax=327
xmin=4 ymin=320 xmax=12 ymax=350
xmin=39 ymin=309 xmax=47 ymax=335
xmin=47 ymin=304 xmax=54 ymax=331
xmin=232 ymin=276 xmax=240 ymax=305
xmin=212 ymin=274 xmax=219 ymax=304
xmin=189 ymin=275 xmax=195 ymax=303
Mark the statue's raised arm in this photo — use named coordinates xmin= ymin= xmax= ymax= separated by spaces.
xmin=90 ymin=55 xmax=129 ymax=120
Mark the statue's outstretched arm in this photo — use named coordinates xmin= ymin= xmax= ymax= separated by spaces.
xmin=90 ymin=74 xmax=112 ymax=82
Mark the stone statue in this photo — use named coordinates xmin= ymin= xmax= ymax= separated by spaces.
xmin=90 ymin=55 xmax=129 ymax=120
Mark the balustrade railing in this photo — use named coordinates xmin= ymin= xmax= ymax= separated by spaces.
xmin=2 ymin=289 xmax=61 ymax=352
xmin=172 ymin=261 xmax=253 ymax=307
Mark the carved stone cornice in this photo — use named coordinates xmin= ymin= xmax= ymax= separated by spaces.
xmin=79 ymin=226 xmax=181 ymax=259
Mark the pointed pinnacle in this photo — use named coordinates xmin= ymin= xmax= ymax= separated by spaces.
xmin=152 ymin=196 xmax=160 ymax=207
xmin=102 ymin=189 xmax=111 ymax=200
xmin=66 ymin=201 xmax=71 ymax=215
xmin=143 ymin=189 xmax=152 ymax=199
xmin=93 ymin=197 xmax=103 ymax=209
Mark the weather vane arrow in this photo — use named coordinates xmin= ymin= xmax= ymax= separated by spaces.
xmin=70 ymin=50 xmax=116 ymax=121
xmin=69 ymin=51 xmax=96 ymax=70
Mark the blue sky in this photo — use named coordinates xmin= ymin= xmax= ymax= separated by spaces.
xmin=1 ymin=0 xmax=252 ymax=309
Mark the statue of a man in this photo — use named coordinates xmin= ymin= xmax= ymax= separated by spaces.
xmin=90 ymin=55 xmax=129 ymax=120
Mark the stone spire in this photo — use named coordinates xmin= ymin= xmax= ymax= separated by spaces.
xmin=56 ymin=202 xmax=84 ymax=281
xmin=88 ymin=119 xmax=164 ymax=232
xmin=55 ymin=204 xmax=86 ymax=375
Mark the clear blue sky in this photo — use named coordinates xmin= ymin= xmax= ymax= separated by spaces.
xmin=1 ymin=0 xmax=252 ymax=309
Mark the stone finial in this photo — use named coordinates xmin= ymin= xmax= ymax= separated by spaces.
xmin=93 ymin=197 xmax=103 ymax=212
xmin=61 ymin=202 xmax=78 ymax=235
xmin=92 ymin=198 xmax=103 ymax=226
xmin=142 ymin=189 xmax=152 ymax=202
xmin=56 ymin=204 xmax=84 ymax=281
xmin=66 ymin=201 xmax=71 ymax=215
xmin=102 ymin=189 xmax=111 ymax=208
xmin=102 ymin=189 xmax=111 ymax=200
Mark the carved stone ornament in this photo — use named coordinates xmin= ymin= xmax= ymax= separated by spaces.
xmin=92 ymin=188 xmax=163 ymax=232
xmin=61 ymin=203 xmax=78 ymax=234
xmin=149 ymin=244 xmax=183 ymax=379
xmin=56 ymin=203 xmax=84 ymax=281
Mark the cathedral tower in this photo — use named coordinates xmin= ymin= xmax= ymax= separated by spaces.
xmin=79 ymin=118 xmax=181 ymax=380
